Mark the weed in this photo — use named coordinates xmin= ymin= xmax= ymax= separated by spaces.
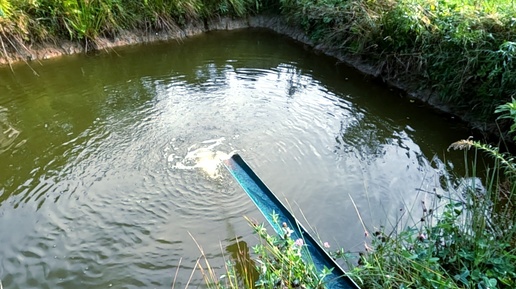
xmin=248 ymin=214 xmax=332 ymax=289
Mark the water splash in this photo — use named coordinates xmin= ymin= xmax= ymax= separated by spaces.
xmin=168 ymin=137 xmax=234 ymax=179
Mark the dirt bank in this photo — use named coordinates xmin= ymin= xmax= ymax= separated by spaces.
xmin=0 ymin=15 xmax=480 ymax=135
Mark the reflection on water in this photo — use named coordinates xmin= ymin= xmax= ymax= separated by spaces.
xmin=0 ymin=29 xmax=473 ymax=289
xmin=0 ymin=106 xmax=23 ymax=155
xmin=226 ymin=237 xmax=259 ymax=288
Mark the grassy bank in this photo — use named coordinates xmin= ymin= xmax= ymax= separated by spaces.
xmin=278 ymin=0 xmax=516 ymax=125
xmin=0 ymin=0 xmax=262 ymax=56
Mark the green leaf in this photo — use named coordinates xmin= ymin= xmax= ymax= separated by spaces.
xmin=428 ymin=257 xmax=440 ymax=263
xmin=454 ymin=269 xmax=470 ymax=285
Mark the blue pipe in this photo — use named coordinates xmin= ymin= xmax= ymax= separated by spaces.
xmin=223 ymin=154 xmax=360 ymax=289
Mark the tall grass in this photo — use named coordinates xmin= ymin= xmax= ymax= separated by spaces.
xmin=340 ymin=146 xmax=516 ymax=288
xmin=0 ymin=0 xmax=263 ymax=60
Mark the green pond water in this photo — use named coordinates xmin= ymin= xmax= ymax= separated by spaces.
xmin=0 ymin=29 xmax=471 ymax=288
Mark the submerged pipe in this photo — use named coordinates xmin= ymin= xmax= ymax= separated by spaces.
xmin=223 ymin=153 xmax=361 ymax=289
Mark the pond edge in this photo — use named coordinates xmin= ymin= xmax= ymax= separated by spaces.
xmin=1 ymin=15 xmax=478 ymax=136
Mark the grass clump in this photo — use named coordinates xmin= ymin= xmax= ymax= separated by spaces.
xmin=247 ymin=214 xmax=332 ymax=289
xmin=341 ymin=189 xmax=516 ymax=288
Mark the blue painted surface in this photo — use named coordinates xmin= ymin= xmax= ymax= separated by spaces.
xmin=223 ymin=154 xmax=360 ymax=289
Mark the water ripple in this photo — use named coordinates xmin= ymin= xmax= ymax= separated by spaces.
xmin=0 ymin=30 xmax=470 ymax=289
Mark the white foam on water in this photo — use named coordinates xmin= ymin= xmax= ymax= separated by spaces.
xmin=168 ymin=137 xmax=234 ymax=179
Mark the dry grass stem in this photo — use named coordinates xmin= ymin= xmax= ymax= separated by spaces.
xmin=447 ymin=136 xmax=474 ymax=151
xmin=171 ymin=257 xmax=182 ymax=289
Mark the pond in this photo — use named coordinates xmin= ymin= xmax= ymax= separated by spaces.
xmin=0 ymin=29 xmax=471 ymax=288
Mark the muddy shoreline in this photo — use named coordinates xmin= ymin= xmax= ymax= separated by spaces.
xmin=0 ymin=16 xmax=483 ymax=137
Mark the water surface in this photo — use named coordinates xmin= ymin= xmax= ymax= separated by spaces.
xmin=0 ymin=29 xmax=470 ymax=288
